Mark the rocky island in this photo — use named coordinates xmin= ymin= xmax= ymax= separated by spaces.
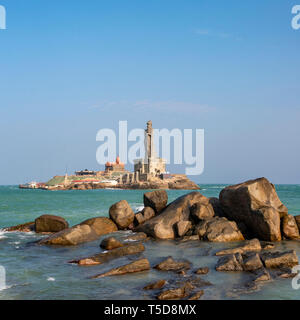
xmin=19 ymin=121 xmax=199 ymax=191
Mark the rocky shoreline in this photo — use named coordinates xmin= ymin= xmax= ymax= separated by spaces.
xmin=5 ymin=177 xmax=300 ymax=300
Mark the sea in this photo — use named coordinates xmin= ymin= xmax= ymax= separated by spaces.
xmin=0 ymin=184 xmax=299 ymax=300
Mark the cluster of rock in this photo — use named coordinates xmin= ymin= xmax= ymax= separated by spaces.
xmin=4 ymin=177 xmax=300 ymax=299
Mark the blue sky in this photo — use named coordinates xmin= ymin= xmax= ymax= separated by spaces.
xmin=0 ymin=0 xmax=299 ymax=184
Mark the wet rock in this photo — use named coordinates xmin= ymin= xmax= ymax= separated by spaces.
xmin=196 ymin=217 xmax=244 ymax=242
xmin=242 ymin=253 xmax=264 ymax=271
xmin=100 ymin=237 xmax=124 ymax=250
xmin=5 ymin=221 xmax=35 ymax=232
xmin=188 ymin=290 xmax=204 ymax=300
xmin=123 ymin=232 xmax=148 ymax=242
xmin=295 ymin=215 xmax=300 ymax=230
xmin=40 ymin=217 xmax=117 ymax=245
xmin=143 ymin=280 xmax=167 ymax=290
xmin=261 ymin=250 xmax=298 ymax=269
xmin=109 ymin=200 xmax=135 ymax=230
xmin=219 ymin=177 xmax=287 ymax=241
xmin=35 ymin=215 xmax=69 ymax=233
xmin=180 ymin=235 xmax=200 ymax=242
xmin=134 ymin=207 xmax=155 ymax=226
xmin=157 ymin=287 xmax=187 ymax=300
xmin=177 ymin=270 xmax=187 ymax=276
xmin=91 ymin=258 xmax=150 ymax=278
xmin=73 ymin=242 xmax=145 ymax=265
xmin=143 ymin=190 xmax=168 ymax=214
xmin=136 ymin=192 xmax=204 ymax=239
xmin=195 ymin=267 xmax=209 ymax=275
xmin=261 ymin=242 xmax=275 ymax=250
xmin=281 ymin=214 xmax=300 ymax=240
xmin=190 ymin=196 xmax=215 ymax=221
xmin=215 ymin=239 xmax=261 ymax=256
xmin=155 ymin=257 xmax=191 ymax=271
xmin=274 ymin=267 xmax=298 ymax=279
xmin=176 ymin=221 xmax=192 ymax=237
xmin=253 ymin=268 xmax=271 ymax=282
xmin=216 ymin=253 xmax=244 ymax=271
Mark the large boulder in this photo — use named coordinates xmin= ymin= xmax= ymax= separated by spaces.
xmin=219 ymin=178 xmax=287 ymax=241
xmin=195 ymin=217 xmax=244 ymax=242
xmin=136 ymin=192 xmax=204 ymax=239
xmin=143 ymin=190 xmax=168 ymax=214
xmin=281 ymin=215 xmax=300 ymax=240
xmin=176 ymin=221 xmax=192 ymax=237
xmin=35 ymin=215 xmax=69 ymax=233
xmin=190 ymin=196 xmax=215 ymax=221
xmin=109 ymin=200 xmax=134 ymax=229
xmin=91 ymin=258 xmax=150 ymax=278
xmin=39 ymin=217 xmax=117 ymax=246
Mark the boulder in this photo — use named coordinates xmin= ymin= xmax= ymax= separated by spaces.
xmin=40 ymin=217 xmax=117 ymax=245
xmin=143 ymin=280 xmax=167 ymax=290
xmin=72 ymin=242 xmax=145 ymax=265
xmin=5 ymin=221 xmax=35 ymax=233
xmin=155 ymin=257 xmax=191 ymax=271
xmin=242 ymin=253 xmax=264 ymax=271
xmin=209 ymin=197 xmax=225 ymax=217
xmin=216 ymin=253 xmax=244 ymax=271
xmin=100 ymin=237 xmax=124 ymax=250
xmin=215 ymin=239 xmax=261 ymax=256
xmin=157 ymin=287 xmax=187 ymax=300
xmin=91 ymin=258 xmax=150 ymax=278
xmin=281 ymin=215 xmax=300 ymax=240
xmin=134 ymin=207 xmax=155 ymax=226
xmin=195 ymin=267 xmax=209 ymax=275
xmin=109 ymin=200 xmax=134 ymax=230
xmin=176 ymin=221 xmax=192 ymax=237
xmin=136 ymin=192 xmax=205 ymax=239
xmin=143 ymin=190 xmax=168 ymax=214
xmin=219 ymin=178 xmax=287 ymax=241
xmin=35 ymin=215 xmax=69 ymax=233
xmin=260 ymin=250 xmax=298 ymax=269
xmin=195 ymin=217 xmax=244 ymax=242
xmin=190 ymin=196 xmax=215 ymax=221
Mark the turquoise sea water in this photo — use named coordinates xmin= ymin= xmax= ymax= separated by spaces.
xmin=0 ymin=184 xmax=299 ymax=300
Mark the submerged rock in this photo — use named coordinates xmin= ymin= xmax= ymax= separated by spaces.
xmin=188 ymin=290 xmax=204 ymax=300
xmin=122 ymin=232 xmax=148 ymax=242
xmin=109 ymin=200 xmax=134 ymax=230
xmin=215 ymin=239 xmax=261 ymax=256
xmin=196 ymin=217 xmax=244 ymax=242
xmin=91 ymin=258 xmax=150 ymax=279
xmin=281 ymin=214 xmax=300 ymax=240
xmin=216 ymin=253 xmax=244 ymax=272
xmin=219 ymin=178 xmax=287 ymax=241
xmin=157 ymin=287 xmax=188 ymax=300
xmin=155 ymin=257 xmax=191 ymax=272
xmin=195 ymin=267 xmax=209 ymax=275
xmin=73 ymin=242 xmax=145 ymax=265
xmin=260 ymin=250 xmax=298 ymax=269
xmin=143 ymin=280 xmax=167 ymax=290
xmin=35 ymin=215 xmax=69 ymax=233
xmin=143 ymin=190 xmax=168 ymax=214
xmin=40 ymin=217 xmax=117 ymax=246
xmin=100 ymin=237 xmax=124 ymax=250
xmin=136 ymin=192 xmax=204 ymax=239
